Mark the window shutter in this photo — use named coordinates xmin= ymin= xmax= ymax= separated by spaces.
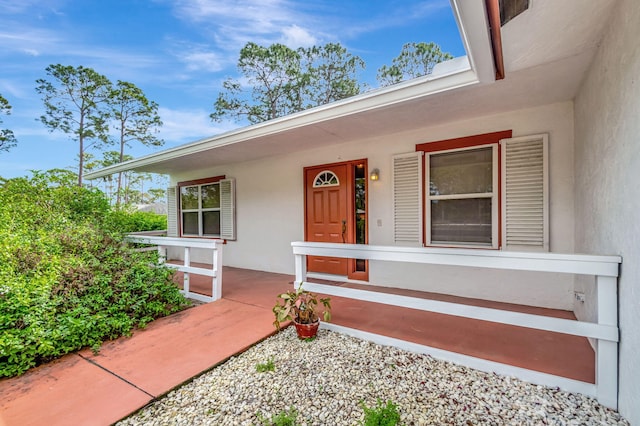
xmin=166 ymin=186 xmax=178 ymax=237
xmin=501 ymin=134 xmax=549 ymax=251
xmin=393 ymin=152 xmax=424 ymax=245
xmin=220 ymin=178 xmax=236 ymax=240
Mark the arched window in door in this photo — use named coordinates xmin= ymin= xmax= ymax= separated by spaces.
xmin=313 ymin=170 xmax=340 ymax=187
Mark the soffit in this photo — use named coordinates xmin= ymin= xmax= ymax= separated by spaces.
xmin=500 ymin=0 xmax=616 ymax=73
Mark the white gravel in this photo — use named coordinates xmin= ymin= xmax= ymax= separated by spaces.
xmin=117 ymin=328 xmax=629 ymax=425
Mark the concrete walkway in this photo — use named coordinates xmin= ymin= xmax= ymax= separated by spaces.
xmin=0 ymin=268 xmax=292 ymax=426
xmin=0 ymin=267 xmax=594 ymax=425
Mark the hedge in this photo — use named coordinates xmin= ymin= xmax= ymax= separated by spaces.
xmin=0 ymin=175 xmax=187 ymax=377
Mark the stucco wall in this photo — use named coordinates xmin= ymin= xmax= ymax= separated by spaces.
xmin=573 ymin=0 xmax=640 ymax=421
xmin=172 ymin=101 xmax=576 ymax=309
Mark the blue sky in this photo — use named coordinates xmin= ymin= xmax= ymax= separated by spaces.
xmin=0 ymin=0 xmax=464 ymax=179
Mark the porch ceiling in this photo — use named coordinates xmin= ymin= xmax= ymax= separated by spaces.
xmin=85 ymin=0 xmax=616 ymax=178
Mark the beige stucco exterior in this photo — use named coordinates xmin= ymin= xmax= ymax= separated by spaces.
xmin=573 ymin=0 xmax=640 ymax=422
xmin=171 ymin=101 xmax=576 ymax=310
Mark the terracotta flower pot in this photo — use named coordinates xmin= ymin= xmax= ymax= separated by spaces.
xmin=293 ymin=320 xmax=319 ymax=339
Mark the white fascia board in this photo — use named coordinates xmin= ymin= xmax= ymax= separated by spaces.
xmin=451 ymin=0 xmax=495 ymax=83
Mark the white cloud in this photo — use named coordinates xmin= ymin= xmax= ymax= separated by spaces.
xmin=23 ymin=48 xmax=39 ymax=56
xmin=0 ymin=0 xmax=57 ymax=14
xmin=0 ymin=23 xmax=163 ymax=84
xmin=157 ymin=106 xmax=236 ymax=144
xmin=279 ymin=25 xmax=317 ymax=48
xmin=0 ymin=27 xmax=62 ymax=56
xmin=167 ymin=0 xmax=452 ymax=56
xmin=174 ymin=0 xmax=295 ymax=27
xmin=169 ymin=40 xmax=229 ymax=72
xmin=170 ymin=0 xmax=325 ymax=50
xmin=181 ymin=51 xmax=223 ymax=72
xmin=12 ymin=124 xmax=72 ymax=145
xmin=0 ymin=79 xmax=28 ymax=99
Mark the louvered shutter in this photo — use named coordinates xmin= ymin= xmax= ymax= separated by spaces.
xmin=393 ymin=152 xmax=424 ymax=245
xmin=219 ymin=178 xmax=236 ymax=240
xmin=166 ymin=187 xmax=178 ymax=237
xmin=501 ymin=134 xmax=549 ymax=251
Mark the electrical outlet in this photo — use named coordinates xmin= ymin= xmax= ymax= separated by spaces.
xmin=574 ymin=292 xmax=585 ymax=302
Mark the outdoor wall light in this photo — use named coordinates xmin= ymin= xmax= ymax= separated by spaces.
xmin=370 ymin=168 xmax=380 ymax=181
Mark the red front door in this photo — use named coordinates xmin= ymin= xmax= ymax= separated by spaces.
xmin=305 ymin=164 xmax=349 ymax=275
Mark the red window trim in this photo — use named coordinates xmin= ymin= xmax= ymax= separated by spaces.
xmin=416 ymin=130 xmax=512 ymax=249
xmin=177 ymin=175 xmax=226 ymax=188
xmin=415 ymin=130 xmax=512 ymax=153
xmin=176 ymin=175 xmax=226 ymax=238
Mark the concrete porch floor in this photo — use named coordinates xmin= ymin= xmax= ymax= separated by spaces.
xmin=178 ymin=265 xmax=594 ymax=382
xmin=0 ymin=266 xmax=594 ymax=426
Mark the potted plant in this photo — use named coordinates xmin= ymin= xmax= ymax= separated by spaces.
xmin=272 ymin=286 xmax=331 ymax=339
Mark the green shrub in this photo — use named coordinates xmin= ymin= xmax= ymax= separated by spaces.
xmin=0 ymin=174 xmax=187 ymax=377
xmin=107 ymin=210 xmax=167 ymax=233
xmin=360 ymin=399 xmax=401 ymax=426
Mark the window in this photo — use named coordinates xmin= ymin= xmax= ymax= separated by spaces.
xmin=393 ymin=130 xmax=548 ymax=251
xmin=426 ymin=145 xmax=498 ymax=247
xmin=354 ymin=162 xmax=367 ymax=273
xmin=313 ymin=171 xmax=339 ymax=187
xmin=174 ymin=176 xmax=236 ymax=239
xmin=181 ymin=183 xmax=221 ymax=236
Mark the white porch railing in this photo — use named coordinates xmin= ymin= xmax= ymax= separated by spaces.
xmin=291 ymin=241 xmax=622 ymax=409
xmin=127 ymin=234 xmax=224 ymax=303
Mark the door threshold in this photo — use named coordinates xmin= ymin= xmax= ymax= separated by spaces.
xmin=306 ymin=272 xmax=369 ymax=285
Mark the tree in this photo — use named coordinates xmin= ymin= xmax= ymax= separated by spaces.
xmin=147 ymin=188 xmax=166 ymax=203
xmin=36 ymin=65 xmax=113 ymax=186
xmin=30 ymin=168 xmax=77 ymax=187
xmin=0 ymin=93 xmax=17 ymax=153
xmin=211 ymin=42 xmax=365 ymax=124
xmin=301 ymin=43 xmax=365 ymax=108
xmin=79 ymin=152 xmax=99 ymax=189
xmin=108 ymin=81 xmax=163 ymax=206
xmin=97 ymin=151 xmax=131 ymax=204
xmin=377 ymin=42 xmax=453 ymax=87
xmin=211 ymin=43 xmax=303 ymax=124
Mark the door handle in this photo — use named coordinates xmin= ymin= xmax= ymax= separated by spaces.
xmin=341 ymin=220 xmax=347 ymax=243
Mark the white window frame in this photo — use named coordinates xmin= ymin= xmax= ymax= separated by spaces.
xmin=425 ymin=143 xmax=499 ymax=248
xmin=175 ymin=177 xmax=235 ymax=240
xmin=313 ymin=170 xmax=340 ymax=188
xmin=180 ymin=182 xmax=222 ymax=237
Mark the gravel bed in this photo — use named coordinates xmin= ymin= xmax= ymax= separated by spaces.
xmin=118 ymin=328 xmax=629 ymax=425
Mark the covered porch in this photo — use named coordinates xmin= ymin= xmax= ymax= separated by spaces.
xmin=179 ymin=265 xmax=595 ymax=384
xmin=127 ymin=232 xmax=619 ymax=408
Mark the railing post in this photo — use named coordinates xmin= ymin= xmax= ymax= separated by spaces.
xmin=212 ymin=241 xmax=223 ymax=300
xmin=157 ymin=245 xmax=167 ymax=264
xmin=183 ymin=246 xmax=191 ymax=295
xmin=294 ymin=253 xmax=306 ymax=289
xmin=596 ymin=274 xmax=619 ymax=409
